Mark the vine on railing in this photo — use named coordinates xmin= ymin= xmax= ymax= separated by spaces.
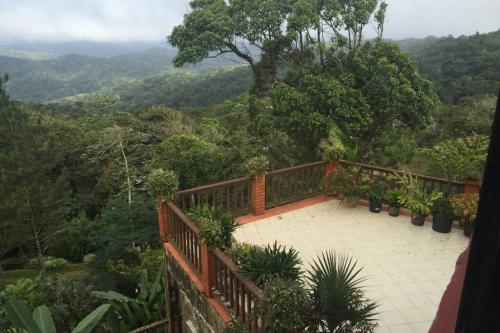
xmin=340 ymin=160 xmax=466 ymax=195
xmin=177 ymin=177 xmax=252 ymax=217
xmin=166 ymin=202 xmax=202 ymax=276
xmin=265 ymin=161 xmax=328 ymax=209
xmin=213 ymin=249 xmax=262 ymax=330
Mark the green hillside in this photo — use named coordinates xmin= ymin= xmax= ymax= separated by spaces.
xmin=404 ymin=29 xmax=500 ymax=103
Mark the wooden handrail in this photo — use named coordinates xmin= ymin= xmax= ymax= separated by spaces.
xmin=339 ymin=160 xmax=465 ymax=186
xmin=213 ymin=248 xmax=262 ymax=300
xmin=177 ymin=177 xmax=251 ymax=195
xmin=166 ymin=201 xmax=200 ymax=234
xmin=266 ymin=160 xmax=328 ymax=176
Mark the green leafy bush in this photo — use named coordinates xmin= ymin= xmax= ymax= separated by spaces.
xmin=243 ymin=155 xmax=269 ymax=178
xmin=385 ymin=187 xmax=406 ymax=207
xmin=226 ymin=241 xmax=253 ymax=266
xmin=420 ymin=134 xmax=488 ymax=181
xmin=367 ymin=177 xmax=388 ymax=201
xmin=396 ymin=175 xmax=443 ymax=215
xmin=187 ymin=205 xmax=238 ymax=250
xmin=239 ymin=242 xmax=302 ymax=287
xmin=146 ymin=169 xmax=179 ymax=202
xmin=319 ymin=126 xmax=348 ymax=161
xmin=258 ymin=278 xmax=312 ymax=332
xmin=307 ymin=251 xmax=378 ymax=332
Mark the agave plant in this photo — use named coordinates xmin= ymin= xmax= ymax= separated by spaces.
xmin=93 ymin=269 xmax=165 ymax=332
xmin=239 ymin=242 xmax=302 ymax=287
xmin=4 ymin=299 xmax=109 ymax=333
xmin=307 ymin=251 xmax=378 ymax=333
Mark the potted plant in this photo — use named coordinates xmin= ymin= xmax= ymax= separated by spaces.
xmin=329 ymin=167 xmax=364 ymax=208
xmin=397 ymin=175 xmax=443 ymax=226
xmin=385 ymin=187 xmax=405 ymax=217
xmin=431 ymin=195 xmax=455 ymax=233
xmin=450 ymin=193 xmax=479 ymax=237
xmin=367 ymin=177 xmax=388 ymax=213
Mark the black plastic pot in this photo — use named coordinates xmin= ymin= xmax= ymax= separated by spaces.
xmin=369 ymin=197 xmax=382 ymax=213
xmin=432 ymin=214 xmax=453 ymax=233
xmin=463 ymin=224 xmax=474 ymax=237
xmin=388 ymin=205 xmax=400 ymax=217
xmin=411 ymin=214 xmax=427 ymax=226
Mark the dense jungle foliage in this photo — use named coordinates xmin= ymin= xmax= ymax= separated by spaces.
xmin=0 ymin=0 xmax=498 ymax=330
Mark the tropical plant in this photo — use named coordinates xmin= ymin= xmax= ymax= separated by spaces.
xmin=385 ymin=187 xmax=406 ymax=207
xmin=258 ymin=278 xmax=312 ymax=332
xmin=396 ymin=175 xmax=443 ymax=215
xmin=93 ymin=269 xmax=165 ymax=332
xmin=226 ymin=241 xmax=253 ymax=266
xmin=187 ymin=205 xmax=238 ymax=250
xmin=450 ymin=193 xmax=479 ymax=225
xmin=4 ymin=299 xmax=109 ymax=333
xmin=243 ymin=155 xmax=269 ymax=178
xmin=307 ymin=251 xmax=378 ymax=333
xmin=146 ymin=169 xmax=179 ymax=202
xmin=239 ymin=242 xmax=302 ymax=287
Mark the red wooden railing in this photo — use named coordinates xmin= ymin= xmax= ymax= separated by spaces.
xmin=166 ymin=202 xmax=202 ymax=276
xmin=177 ymin=177 xmax=253 ymax=217
xmin=212 ymin=249 xmax=262 ymax=330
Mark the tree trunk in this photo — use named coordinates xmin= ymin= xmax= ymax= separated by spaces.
xmin=118 ymin=137 xmax=133 ymax=227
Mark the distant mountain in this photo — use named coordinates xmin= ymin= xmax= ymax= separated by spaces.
xmin=398 ymin=30 xmax=500 ymax=104
xmin=0 ymin=46 xmax=238 ymax=102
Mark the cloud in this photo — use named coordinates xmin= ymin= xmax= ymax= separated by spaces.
xmin=0 ymin=0 xmax=498 ymax=42
xmin=0 ymin=0 xmax=191 ymax=42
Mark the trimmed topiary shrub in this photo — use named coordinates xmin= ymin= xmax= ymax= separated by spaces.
xmin=244 ymin=155 xmax=269 ymax=178
xmin=146 ymin=169 xmax=179 ymax=202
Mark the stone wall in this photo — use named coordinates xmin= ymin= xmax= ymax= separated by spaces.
xmin=165 ymin=248 xmax=227 ymax=333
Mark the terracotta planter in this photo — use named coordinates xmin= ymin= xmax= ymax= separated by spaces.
xmin=411 ymin=214 xmax=427 ymax=226
xmin=388 ymin=205 xmax=400 ymax=217
xmin=463 ymin=178 xmax=481 ymax=194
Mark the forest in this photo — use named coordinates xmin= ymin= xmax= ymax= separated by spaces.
xmin=0 ymin=0 xmax=498 ymax=331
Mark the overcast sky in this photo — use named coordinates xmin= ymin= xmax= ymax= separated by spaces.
xmin=0 ymin=0 xmax=499 ymax=42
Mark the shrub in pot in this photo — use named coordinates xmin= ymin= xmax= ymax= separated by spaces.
xmin=397 ymin=175 xmax=443 ymax=226
xmin=244 ymin=155 xmax=269 ymax=179
xmin=328 ymin=167 xmax=365 ymax=207
xmin=450 ymin=193 xmax=479 ymax=237
xmin=367 ymin=177 xmax=388 ymax=213
xmin=146 ymin=169 xmax=179 ymax=202
xmin=431 ymin=195 xmax=455 ymax=233
xmin=385 ymin=187 xmax=405 ymax=217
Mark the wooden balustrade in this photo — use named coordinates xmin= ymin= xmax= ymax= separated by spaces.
xmin=340 ymin=160 xmax=466 ymax=195
xmin=212 ymin=249 xmax=262 ymax=330
xmin=177 ymin=177 xmax=253 ymax=217
xmin=265 ymin=160 xmax=328 ymax=209
xmin=166 ymin=202 xmax=202 ymax=276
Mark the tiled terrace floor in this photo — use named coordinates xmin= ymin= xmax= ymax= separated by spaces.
xmin=235 ymin=199 xmax=469 ymax=333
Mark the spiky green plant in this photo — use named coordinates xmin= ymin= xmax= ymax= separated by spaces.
xmin=187 ymin=204 xmax=238 ymax=249
xmin=307 ymin=251 xmax=378 ymax=333
xmin=239 ymin=242 xmax=302 ymax=287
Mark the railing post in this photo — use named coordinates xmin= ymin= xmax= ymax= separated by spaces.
xmin=252 ymin=173 xmax=266 ymax=215
xmin=157 ymin=198 xmax=169 ymax=242
xmin=463 ymin=179 xmax=481 ymax=194
xmin=201 ymin=244 xmax=215 ymax=297
xmin=323 ymin=160 xmax=339 ymax=180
